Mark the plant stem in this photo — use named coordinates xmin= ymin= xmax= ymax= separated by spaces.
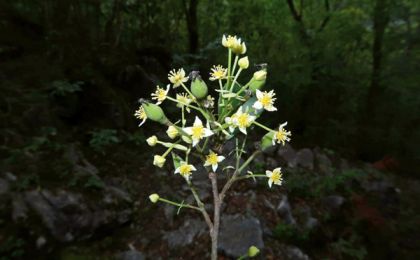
xmin=253 ymin=121 xmax=274 ymax=132
xmin=227 ymin=49 xmax=232 ymax=86
xmin=231 ymin=55 xmax=239 ymax=77
xmin=219 ymin=150 xmax=262 ymax=202
xmin=209 ymin=172 xmax=220 ymax=260
xmin=186 ymin=179 xmax=213 ymax=231
xmin=230 ymin=68 xmax=242 ymax=92
xmin=158 ymin=198 xmax=201 ymax=211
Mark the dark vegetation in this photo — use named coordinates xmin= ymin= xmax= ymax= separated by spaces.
xmin=0 ymin=0 xmax=419 ymax=259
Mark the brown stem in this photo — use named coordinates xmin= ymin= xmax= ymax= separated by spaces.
xmin=209 ymin=172 xmax=220 ymax=260
xmin=187 ymin=179 xmax=213 ymax=231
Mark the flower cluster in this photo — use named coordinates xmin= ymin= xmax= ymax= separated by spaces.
xmin=135 ymin=34 xmax=292 ymax=259
xmin=134 ymin=34 xmax=291 ymax=188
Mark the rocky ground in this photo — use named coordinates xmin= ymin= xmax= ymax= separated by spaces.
xmin=1 ymin=141 xmax=419 ymax=259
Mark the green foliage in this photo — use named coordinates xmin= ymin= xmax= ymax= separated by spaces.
xmin=286 ymin=169 xmax=365 ymax=198
xmin=273 ymin=223 xmax=310 ymax=244
xmin=83 ymin=175 xmax=105 ymax=190
xmin=0 ymin=237 xmax=25 ymax=259
xmin=331 ymin=235 xmax=367 ymax=260
xmin=124 ymin=131 xmax=146 ymax=145
xmin=50 ymin=80 xmax=83 ymax=97
xmin=89 ymin=129 xmax=120 ymax=154
xmin=14 ymin=173 xmax=40 ymax=191
xmin=314 ymin=170 xmax=364 ymax=196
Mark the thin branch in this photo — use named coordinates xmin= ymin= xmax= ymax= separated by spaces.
xmin=286 ymin=0 xmax=302 ymax=22
xmin=186 ymin=179 xmax=213 ymax=229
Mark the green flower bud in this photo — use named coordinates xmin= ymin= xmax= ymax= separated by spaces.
xmin=149 ymin=193 xmax=160 ymax=203
xmin=190 ymin=71 xmax=208 ymax=99
xmin=147 ymin=135 xmax=158 ymax=146
xmin=153 ymin=155 xmax=166 ymax=168
xmin=142 ymin=101 xmax=168 ymax=125
xmin=261 ymin=131 xmax=274 ymax=151
xmin=238 ymin=56 xmax=249 ymax=69
xmin=248 ymin=69 xmax=267 ymax=92
xmin=247 ymin=246 xmax=260 ymax=257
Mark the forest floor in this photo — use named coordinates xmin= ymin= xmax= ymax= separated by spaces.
xmin=1 ymin=138 xmax=419 ymax=260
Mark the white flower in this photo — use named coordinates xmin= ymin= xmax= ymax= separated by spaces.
xmin=272 ymin=122 xmax=291 ymax=145
xmin=222 ymin=35 xmax=239 ymax=48
xmin=238 ymin=56 xmax=249 ymax=69
xmin=175 ymin=162 xmax=197 ymax=179
xmin=151 ymin=84 xmax=170 ymax=104
xmin=204 ymin=151 xmax=225 ymax=172
xmin=266 ymin=167 xmax=283 ymax=188
xmin=176 ymin=93 xmax=193 ymax=112
xmin=153 ymin=155 xmax=166 ymax=168
xmin=134 ymin=105 xmax=147 ymax=126
xmin=166 ymin=125 xmax=179 ymax=139
xmin=209 ymin=65 xmax=227 ymax=81
xmin=231 ymin=108 xmax=256 ymax=134
xmin=183 ymin=116 xmax=214 ymax=146
xmin=253 ymin=89 xmax=277 ymax=111
xmin=149 ymin=193 xmax=160 ymax=203
xmin=224 ymin=114 xmax=238 ymax=133
xmin=168 ymin=68 xmax=188 ymax=87
xmin=146 ymin=135 xmax=158 ymax=146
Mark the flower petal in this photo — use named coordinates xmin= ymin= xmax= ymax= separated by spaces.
xmin=183 ymin=127 xmax=193 ymax=135
xmin=253 ymin=101 xmax=263 ymax=110
xmin=204 ymin=128 xmax=214 ymax=137
xmin=194 ymin=116 xmax=203 ymax=126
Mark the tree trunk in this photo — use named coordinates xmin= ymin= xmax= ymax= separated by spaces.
xmin=183 ymin=0 xmax=199 ymax=54
xmin=365 ymin=0 xmax=390 ymax=116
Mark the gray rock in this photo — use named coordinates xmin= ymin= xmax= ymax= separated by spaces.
xmin=219 ymin=215 xmax=264 ymax=258
xmin=314 ymin=150 xmax=333 ymax=174
xmin=36 ymin=236 xmax=47 ymax=249
xmin=12 ymin=193 xmax=28 ymax=222
xmin=4 ymin=172 xmax=17 ymax=182
xmin=297 ymin=205 xmax=318 ymax=230
xmin=295 ymin=149 xmax=314 ymax=170
xmin=361 ymin=179 xmax=394 ymax=192
xmin=105 ymin=186 xmax=133 ymax=204
xmin=280 ymin=244 xmax=310 ymax=260
xmin=0 ymin=178 xmax=10 ymax=195
xmin=163 ymin=218 xmax=207 ymax=248
xmin=24 ymin=190 xmax=73 ymax=242
xmin=277 ymin=195 xmax=296 ymax=225
xmin=116 ymin=250 xmax=145 ymax=260
xmin=24 ymin=189 xmax=132 ymax=242
xmin=322 ymin=195 xmax=345 ymax=211
xmin=64 ymin=144 xmax=99 ymax=177
xmin=339 ymin=159 xmax=350 ymax=171
xmin=277 ymin=144 xmax=297 ymax=167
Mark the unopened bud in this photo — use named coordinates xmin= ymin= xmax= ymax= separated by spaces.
xmin=248 ymin=69 xmax=267 ymax=92
xmin=190 ymin=72 xmax=208 ymax=99
xmin=149 ymin=193 xmax=160 ymax=203
xmin=238 ymin=56 xmax=249 ymax=69
xmin=248 ymin=246 xmax=260 ymax=257
xmin=142 ymin=102 xmax=168 ymax=125
xmin=153 ymin=155 xmax=166 ymax=168
xmin=147 ymin=135 xmax=158 ymax=146
xmin=166 ymin=125 xmax=179 ymax=139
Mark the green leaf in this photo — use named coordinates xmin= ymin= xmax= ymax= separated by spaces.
xmin=171 ymin=152 xmax=183 ymax=169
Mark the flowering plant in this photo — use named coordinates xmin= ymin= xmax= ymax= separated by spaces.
xmin=135 ymin=35 xmax=291 ymax=259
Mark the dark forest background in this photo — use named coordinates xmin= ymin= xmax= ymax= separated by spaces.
xmin=0 ymin=0 xmax=419 ymax=259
